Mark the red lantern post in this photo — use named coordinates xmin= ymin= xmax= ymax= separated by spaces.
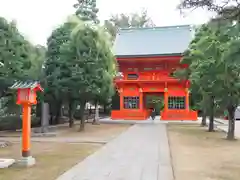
xmin=10 ymin=81 xmax=43 ymax=167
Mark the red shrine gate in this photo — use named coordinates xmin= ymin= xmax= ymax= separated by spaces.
xmin=111 ymin=25 xmax=198 ymax=120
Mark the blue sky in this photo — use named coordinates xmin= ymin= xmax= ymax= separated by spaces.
xmin=0 ymin=0 xmax=214 ymax=45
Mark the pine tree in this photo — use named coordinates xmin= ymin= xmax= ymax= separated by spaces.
xmin=73 ymin=0 xmax=99 ymax=24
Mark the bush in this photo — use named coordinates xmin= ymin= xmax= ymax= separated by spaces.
xmin=0 ymin=116 xmax=40 ymax=131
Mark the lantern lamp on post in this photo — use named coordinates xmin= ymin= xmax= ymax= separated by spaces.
xmin=10 ymin=81 xmax=43 ymax=167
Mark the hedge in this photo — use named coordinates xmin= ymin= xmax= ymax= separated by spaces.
xmin=0 ymin=116 xmax=40 ymax=131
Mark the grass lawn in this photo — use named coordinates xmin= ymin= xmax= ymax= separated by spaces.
xmin=0 ymin=123 xmax=131 ymax=180
xmin=168 ymin=124 xmax=240 ymax=180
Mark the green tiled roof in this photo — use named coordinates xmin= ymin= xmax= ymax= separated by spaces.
xmin=113 ymin=25 xmax=194 ymax=57
xmin=10 ymin=81 xmax=40 ymax=89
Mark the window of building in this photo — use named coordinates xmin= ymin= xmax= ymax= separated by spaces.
xmin=124 ymin=96 xmax=139 ymax=109
xmin=168 ymin=97 xmax=185 ymax=109
xmin=127 ymin=74 xmax=138 ymax=80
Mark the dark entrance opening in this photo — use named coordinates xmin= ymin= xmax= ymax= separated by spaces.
xmin=144 ymin=93 xmax=164 ymax=116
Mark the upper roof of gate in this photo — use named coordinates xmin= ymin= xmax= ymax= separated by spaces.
xmin=113 ymin=25 xmax=194 ymax=58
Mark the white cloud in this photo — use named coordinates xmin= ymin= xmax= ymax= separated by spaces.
xmin=0 ymin=0 xmax=214 ymax=45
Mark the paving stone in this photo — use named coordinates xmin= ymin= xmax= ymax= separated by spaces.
xmin=0 ymin=158 xmax=15 ymax=168
xmin=56 ymin=123 xmax=173 ymax=180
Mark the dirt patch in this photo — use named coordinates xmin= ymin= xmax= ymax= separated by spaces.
xmin=168 ymin=124 xmax=240 ymax=180
xmin=0 ymin=142 xmax=101 ymax=180
xmin=0 ymin=123 xmax=131 ymax=143
xmin=57 ymin=123 xmax=130 ymax=140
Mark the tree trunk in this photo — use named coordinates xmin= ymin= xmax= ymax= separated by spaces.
xmin=54 ymin=101 xmax=62 ymax=124
xmin=49 ymin=115 xmax=53 ymax=125
xmin=89 ymin=104 xmax=92 ymax=116
xmin=69 ymin=100 xmax=75 ymax=128
xmin=49 ymin=102 xmax=54 ymax=125
xmin=103 ymin=104 xmax=107 ymax=114
xmin=49 ymin=101 xmax=58 ymax=125
xmin=60 ymin=105 xmax=63 ymax=117
xmin=88 ymin=105 xmax=92 ymax=122
xmin=227 ymin=104 xmax=235 ymax=140
xmin=201 ymin=109 xmax=207 ymax=126
xmin=36 ymin=103 xmax=41 ymax=118
xmin=85 ymin=105 xmax=89 ymax=122
xmin=92 ymin=101 xmax=100 ymax=125
xmin=79 ymin=99 xmax=87 ymax=131
xmin=208 ymin=95 xmax=215 ymax=132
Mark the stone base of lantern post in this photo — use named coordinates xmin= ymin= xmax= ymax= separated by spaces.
xmin=15 ymin=156 xmax=36 ymax=167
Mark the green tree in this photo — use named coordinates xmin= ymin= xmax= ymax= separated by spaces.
xmin=27 ymin=45 xmax=46 ymax=80
xmin=91 ymin=29 xmax=116 ymax=124
xmin=178 ymin=0 xmax=240 ymax=21
xmin=0 ymin=17 xmax=32 ymax=98
xmin=104 ymin=9 xmax=155 ymax=39
xmin=69 ymin=2 xmax=115 ymax=130
xmin=45 ymin=25 xmax=68 ymax=124
xmin=177 ymin=19 xmax=240 ymax=139
xmin=60 ymin=18 xmax=114 ymax=130
xmin=218 ymin=23 xmax=240 ymax=139
xmin=73 ymin=0 xmax=99 ymax=23
xmin=0 ymin=17 xmax=46 ymax=125
xmin=45 ymin=18 xmax=79 ymax=125
xmin=174 ymin=26 xmax=209 ymax=126
xmin=176 ymin=24 xmax=223 ymax=131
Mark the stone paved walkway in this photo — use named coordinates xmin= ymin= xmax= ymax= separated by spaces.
xmin=56 ymin=123 xmax=174 ymax=180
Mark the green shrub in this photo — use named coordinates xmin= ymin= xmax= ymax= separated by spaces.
xmin=0 ymin=116 xmax=40 ymax=131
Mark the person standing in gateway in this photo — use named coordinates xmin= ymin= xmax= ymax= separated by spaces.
xmin=150 ymin=107 xmax=156 ymax=120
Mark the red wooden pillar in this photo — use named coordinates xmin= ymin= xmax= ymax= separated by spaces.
xmin=139 ymin=88 xmax=143 ymax=111
xmin=119 ymin=88 xmax=124 ymax=110
xmin=22 ymin=103 xmax=31 ymax=157
xmin=164 ymin=88 xmax=168 ymax=110
xmin=185 ymin=88 xmax=189 ymax=111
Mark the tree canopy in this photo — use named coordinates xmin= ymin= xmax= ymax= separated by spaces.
xmin=0 ymin=17 xmax=39 ymax=98
xmin=74 ymin=0 xmax=99 ymax=23
xmin=175 ymin=19 xmax=240 ymax=139
xmin=45 ymin=1 xmax=116 ymax=129
xmin=178 ymin=0 xmax=240 ymax=20
xmin=104 ymin=9 xmax=155 ymax=39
